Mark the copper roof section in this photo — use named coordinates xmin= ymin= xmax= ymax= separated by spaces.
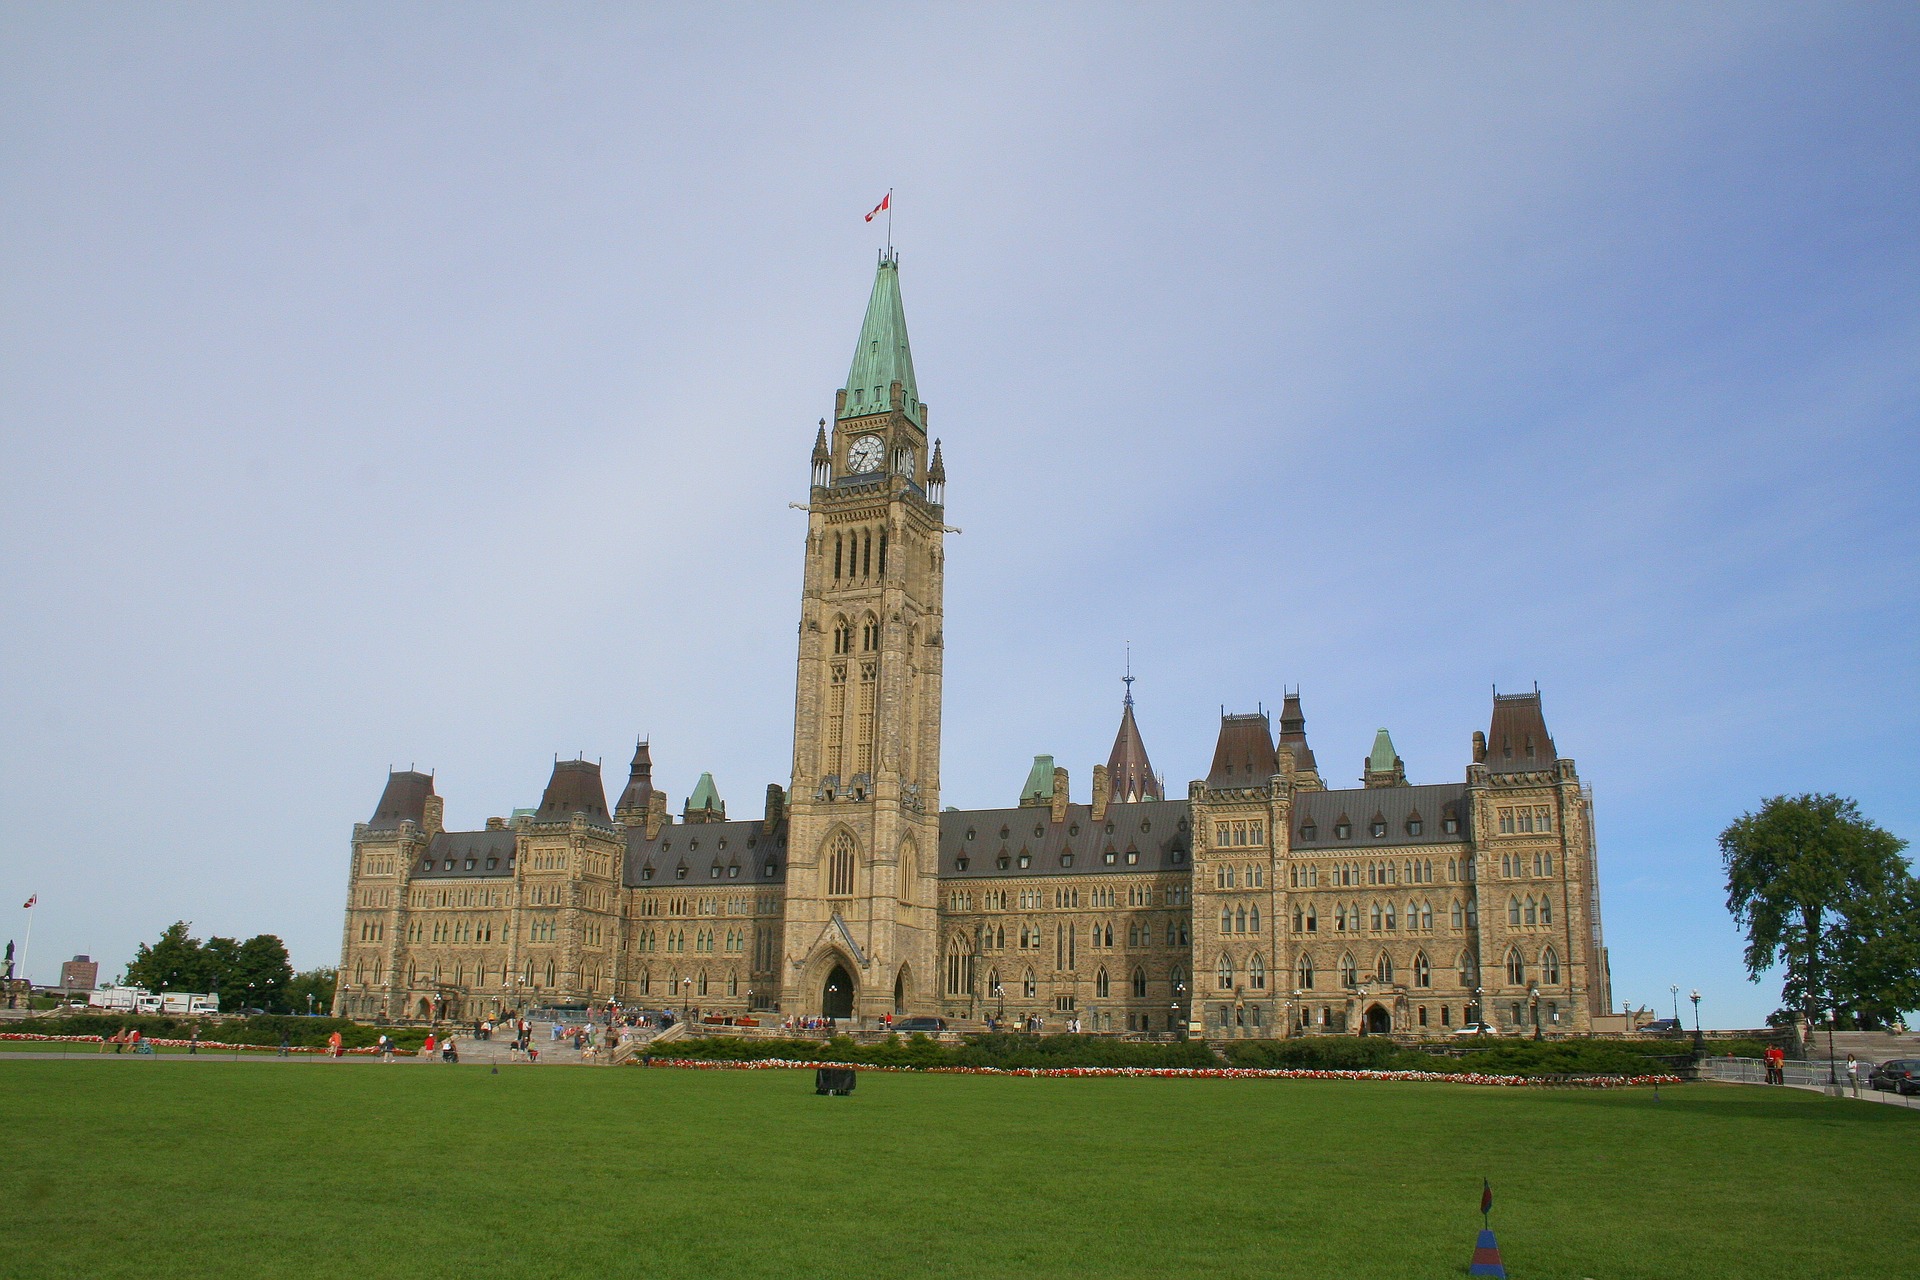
xmin=1487 ymin=690 xmax=1557 ymax=772
xmin=1106 ymin=701 xmax=1161 ymax=802
xmin=1207 ymin=712 xmax=1277 ymax=785
xmin=537 ymin=758 xmax=610 ymax=822
xmin=368 ymin=770 xmax=435 ymax=830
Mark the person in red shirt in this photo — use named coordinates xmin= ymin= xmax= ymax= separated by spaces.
xmin=1764 ymin=1044 xmax=1785 ymax=1084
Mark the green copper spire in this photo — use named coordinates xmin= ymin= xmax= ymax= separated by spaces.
xmin=1019 ymin=755 xmax=1056 ymax=806
xmin=839 ymin=250 xmax=921 ymax=428
xmin=1367 ymin=728 xmax=1398 ymax=773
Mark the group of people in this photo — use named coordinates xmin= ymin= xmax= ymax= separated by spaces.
xmin=780 ymin=1015 xmax=838 ymax=1032
xmin=99 ymin=1027 xmax=150 ymax=1054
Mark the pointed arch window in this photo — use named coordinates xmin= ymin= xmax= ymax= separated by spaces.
xmin=544 ymin=959 xmax=556 ymax=988
xmin=1249 ymin=904 xmax=1261 ymax=932
xmin=1541 ymin=946 xmax=1561 ymax=984
xmin=1413 ymin=952 xmax=1431 ymax=988
xmin=1096 ymin=967 xmax=1111 ymax=998
xmin=1508 ymin=896 xmax=1522 ymax=926
xmin=1131 ymin=967 xmax=1147 ymax=998
xmin=697 ymin=970 xmax=709 ymax=996
xmin=1458 ymin=952 xmax=1476 ymax=986
xmin=1216 ymin=954 xmax=1234 ymax=989
xmin=1540 ymin=896 xmax=1552 ymax=925
xmin=1505 ymin=948 xmax=1526 ymax=985
xmin=1370 ymin=902 xmax=1383 ymax=931
xmin=1249 ymin=954 xmax=1266 ymax=990
xmin=1023 ymin=969 xmax=1036 ymax=998
xmin=1339 ymin=953 xmax=1358 ymax=989
xmin=1221 ymin=906 xmax=1233 ymax=933
xmin=1296 ymin=954 xmax=1315 ymax=990
xmin=827 ymin=832 xmax=856 ymax=897
xmin=1524 ymin=896 xmax=1537 ymax=926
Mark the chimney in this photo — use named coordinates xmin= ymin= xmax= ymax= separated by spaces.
xmin=764 ymin=783 xmax=786 ymax=835
xmin=1050 ymin=766 xmax=1070 ymax=824
xmin=1091 ymin=765 xmax=1110 ymax=822
xmin=422 ymin=794 xmax=444 ymax=837
xmin=1472 ymin=731 xmax=1487 ymax=764
xmin=485 ymin=816 xmax=506 ymax=831
xmin=645 ymin=791 xmax=667 ymax=840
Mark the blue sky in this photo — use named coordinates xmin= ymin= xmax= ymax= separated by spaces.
xmin=2 ymin=5 xmax=1914 ymax=1027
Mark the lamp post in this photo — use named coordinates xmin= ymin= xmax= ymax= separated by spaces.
xmin=1355 ymin=983 xmax=1369 ymax=1037
xmin=1670 ymin=983 xmax=1680 ymax=1027
xmin=1528 ymin=981 xmax=1541 ymax=1041
xmin=1173 ymin=979 xmax=1187 ymax=1041
xmin=1289 ymin=988 xmax=1302 ymax=1038
xmin=1472 ymin=986 xmax=1484 ymax=1032
xmin=1689 ymin=989 xmax=1703 ymax=1053
xmin=993 ymin=982 xmax=1005 ymax=1026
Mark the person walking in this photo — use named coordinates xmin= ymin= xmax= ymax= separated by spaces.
xmin=327 ymin=1029 xmax=343 ymax=1060
xmin=278 ymin=1032 xmax=291 ymax=1058
xmin=188 ymin=1027 xmax=199 ymax=1055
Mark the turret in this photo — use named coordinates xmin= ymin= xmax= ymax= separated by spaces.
xmin=1362 ymin=727 xmax=1408 ymax=788
xmin=615 ymin=739 xmax=655 ymax=825
xmin=683 ymin=772 xmax=726 ymax=824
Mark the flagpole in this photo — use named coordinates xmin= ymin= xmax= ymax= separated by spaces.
xmin=20 ymin=898 xmax=35 ymax=988
xmin=887 ymin=188 xmax=893 ymax=257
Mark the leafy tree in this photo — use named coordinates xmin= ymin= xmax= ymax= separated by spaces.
xmin=284 ymin=967 xmax=337 ymax=1015
xmin=1722 ymin=794 xmax=1919 ymax=1028
xmin=123 ymin=922 xmax=209 ymax=993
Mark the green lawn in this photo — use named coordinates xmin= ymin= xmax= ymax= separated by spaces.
xmin=1 ymin=1061 xmax=1911 ymax=1279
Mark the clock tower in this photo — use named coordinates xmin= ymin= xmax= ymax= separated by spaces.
xmin=782 ymin=250 xmax=947 ymax=1019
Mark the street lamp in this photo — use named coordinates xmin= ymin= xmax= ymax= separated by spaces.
xmin=1689 ymin=989 xmax=1703 ymax=1053
xmin=1472 ymin=986 xmax=1484 ymax=1031
xmin=1670 ymin=983 xmax=1680 ymax=1026
xmin=1173 ymin=979 xmax=1187 ymax=1041
xmin=1289 ymin=988 xmax=1302 ymax=1038
xmin=1528 ymin=981 xmax=1542 ymax=1041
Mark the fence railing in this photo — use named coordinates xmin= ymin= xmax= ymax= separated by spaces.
xmin=1701 ymin=1055 xmax=1918 ymax=1107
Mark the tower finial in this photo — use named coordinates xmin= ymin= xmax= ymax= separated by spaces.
xmin=1122 ymin=643 xmax=1135 ymax=708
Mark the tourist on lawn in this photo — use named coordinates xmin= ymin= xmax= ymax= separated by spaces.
xmin=327 ymin=1030 xmax=343 ymax=1059
xmin=1846 ymin=1054 xmax=1859 ymax=1092
xmin=278 ymin=1033 xmax=290 ymax=1058
xmin=188 ymin=1027 xmax=198 ymax=1055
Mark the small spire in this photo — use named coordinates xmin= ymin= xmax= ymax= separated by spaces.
xmin=1122 ymin=643 xmax=1135 ymax=708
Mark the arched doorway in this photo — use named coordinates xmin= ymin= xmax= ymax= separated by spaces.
xmin=823 ymin=964 xmax=855 ymax=1020
xmin=1364 ymin=1004 xmax=1391 ymax=1035
xmin=893 ymin=965 xmax=913 ymax=1014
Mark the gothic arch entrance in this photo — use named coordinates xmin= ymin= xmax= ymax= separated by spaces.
xmin=823 ymin=964 xmax=855 ymax=1020
xmin=893 ymin=966 xmax=912 ymax=1013
xmin=1364 ymin=1004 xmax=1391 ymax=1035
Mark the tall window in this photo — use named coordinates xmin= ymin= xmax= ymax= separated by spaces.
xmin=1023 ymin=969 xmax=1036 ymax=998
xmin=1508 ymin=896 xmax=1521 ymax=926
xmin=1339 ymin=953 xmax=1357 ymax=989
xmin=1505 ymin=948 xmax=1525 ymax=984
xmin=1217 ymin=954 xmax=1234 ymax=990
xmin=1540 ymin=897 xmax=1553 ymax=925
xmin=1249 ymin=954 xmax=1265 ymax=990
xmin=1131 ymin=967 xmax=1147 ymax=998
xmin=1414 ymin=952 xmax=1431 ymax=988
xmin=855 ymin=661 xmax=877 ymax=774
xmin=827 ymin=832 xmax=856 ymax=897
xmin=1376 ymin=953 xmax=1394 ymax=983
xmin=1541 ymin=947 xmax=1561 ymax=984
xmin=1096 ymin=968 xmax=1111 ymax=998
xmin=1296 ymin=955 xmax=1314 ymax=990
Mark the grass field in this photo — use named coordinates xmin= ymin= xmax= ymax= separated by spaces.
xmin=2 ymin=1061 xmax=1912 ymax=1279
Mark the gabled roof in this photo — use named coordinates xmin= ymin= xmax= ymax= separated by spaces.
xmin=1291 ymin=784 xmax=1472 ymax=849
xmin=938 ymin=800 xmax=1193 ymax=879
xmin=625 ymin=819 xmax=786 ymax=887
xmin=1487 ymin=691 xmax=1557 ymax=773
xmin=368 ymin=770 xmax=434 ymax=830
xmin=1106 ymin=701 xmax=1161 ymax=802
xmin=838 ymin=250 xmax=922 ymax=428
xmin=1208 ymin=713 xmax=1276 ymax=785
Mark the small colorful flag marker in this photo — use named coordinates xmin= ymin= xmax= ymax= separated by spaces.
xmin=1469 ymin=1178 xmax=1507 ymax=1277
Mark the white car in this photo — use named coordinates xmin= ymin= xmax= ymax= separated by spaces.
xmin=1452 ymin=1022 xmax=1498 ymax=1037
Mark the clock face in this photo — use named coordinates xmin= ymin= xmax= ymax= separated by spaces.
xmin=848 ymin=435 xmax=884 ymax=474
xmin=895 ymin=444 xmax=916 ymax=477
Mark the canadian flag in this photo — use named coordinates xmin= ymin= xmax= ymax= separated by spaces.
xmin=21 ymin=895 xmax=34 ymax=909
xmin=865 ymin=193 xmax=890 ymax=222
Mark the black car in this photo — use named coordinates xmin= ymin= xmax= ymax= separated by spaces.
xmin=891 ymin=1016 xmax=947 ymax=1033
xmin=1867 ymin=1059 xmax=1920 ymax=1095
xmin=1640 ymin=1018 xmax=1683 ymax=1035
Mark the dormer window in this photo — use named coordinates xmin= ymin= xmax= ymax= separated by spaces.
xmin=486 ymin=857 xmax=499 ymax=870
xmin=1171 ymin=849 xmax=1185 ymax=865
xmin=1126 ymin=851 xmax=1139 ymax=865
xmin=763 ymin=862 xmax=778 ymax=878
xmin=1371 ymin=821 xmax=1387 ymax=839
xmin=443 ymin=859 xmax=455 ymax=870
xmin=641 ymin=866 xmax=654 ymax=881
xmin=1335 ymin=820 xmax=1352 ymax=840
xmin=1103 ymin=850 xmax=1117 ymax=865
xmin=1524 ymin=735 xmax=1535 ymax=759
xmin=1301 ymin=823 xmax=1317 ymax=841
xmin=996 ymin=855 xmax=1010 ymax=870
xmin=1443 ymin=815 xmax=1460 ymax=835
xmin=710 ymin=866 xmax=721 ymax=879
xmin=728 ymin=865 xmax=740 ymax=879
xmin=464 ymin=858 xmax=476 ymax=870
xmin=1407 ymin=819 xmax=1423 ymax=836
xmin=1017 ymin=853 xmax=1032 ymax=869
xmin=675 ymin=865 xmax=688 ymax=880
xmin=420 ymin=858 xmax=432 ymax=872
xmin=1060 ymin=853 xmax=1074 ymax=867
xmin=955 ymin=856 xmax=969 ymax=872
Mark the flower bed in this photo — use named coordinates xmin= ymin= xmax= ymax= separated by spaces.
xmin=2 ymin=1032 xmax=378 ymax=1055
xmin=638 ymin=1056 xmax=1681 ymax=1087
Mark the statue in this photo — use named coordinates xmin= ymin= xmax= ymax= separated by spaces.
xmin=3 ymin=940 xmax=12 ymax=981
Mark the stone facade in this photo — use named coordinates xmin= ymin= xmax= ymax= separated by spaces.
xmin=334 ymin=255 xmax=1612 ymax=1037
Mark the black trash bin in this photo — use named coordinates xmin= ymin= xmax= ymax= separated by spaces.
xmin=814 ymin=1066 xmax=857 ymax=1096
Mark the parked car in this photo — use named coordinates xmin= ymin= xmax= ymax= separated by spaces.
xmin=892 ymin=1016 xmax=947 ymax=1033
xmin=1452 ymin=1022 xmax=1498 ymax=1037
xmin=1639 ymin=1018 xmax=1683 ymax=1034
xmin=1867 ymin=1059 xmax=1920 ymax=1095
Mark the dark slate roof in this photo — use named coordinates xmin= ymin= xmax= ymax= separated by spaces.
xmin=1290 ymin=784 xmax=1471 ymax=850
xmin=1208 ymin=713 xmax=1277 ymax=785
xmin=939 ymin=800 xmax=1193 ymax=879
xmin=1106 ymin=701 xmax=1162 ymax=802
xmin=1486 ymin=692 xmax=1557 ymax=773
xmin=1278 ymin=691 xmax=1319 ymax=774
xmin=414 ymin=829 xmax=518 ymax=878
xmin=615 ymin=740 xmax=654 ymax=814
xmin=538 ymin=759 xmax=610 ymax=822
xmin=625 ymin=820 xmax=787 ymax=887
xmin=368 ymin=771 xmax=435 ymax=830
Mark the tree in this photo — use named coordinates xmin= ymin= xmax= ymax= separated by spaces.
xmin=285 ymin=967 xmax=337 ymax=1015
xmin=1722 ymin=794 xmax=1920 ymax=1029
xmin=123 ymin=922 xmax=209 ymax=993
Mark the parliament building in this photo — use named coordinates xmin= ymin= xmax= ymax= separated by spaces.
xmin=334 ymin=254 xmax=1613 ymax=1038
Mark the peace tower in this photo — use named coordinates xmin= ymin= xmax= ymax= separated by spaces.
xmin=780 ymin=250 xmax=947 ymax=1019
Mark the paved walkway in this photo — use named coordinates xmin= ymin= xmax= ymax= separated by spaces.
xmin=0 ymin=1022 xmax=658 ymax=1067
